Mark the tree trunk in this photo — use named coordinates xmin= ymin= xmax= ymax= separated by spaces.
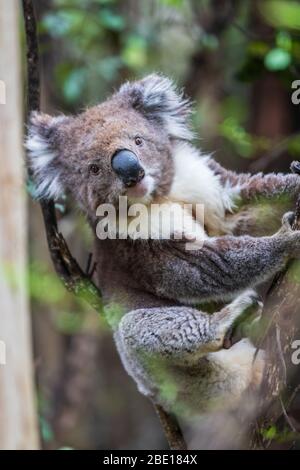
xmin=0 ymin=0 xmax=39 ymax=449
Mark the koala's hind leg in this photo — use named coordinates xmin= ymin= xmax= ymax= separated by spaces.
xmin=119 ymin=289 xmax=262 ymax=362
xmin=116 ymin=290 xmax=263 ymax=408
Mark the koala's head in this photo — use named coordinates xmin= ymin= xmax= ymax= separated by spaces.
xmin=26 ymin=74 xmax=192 ymax=221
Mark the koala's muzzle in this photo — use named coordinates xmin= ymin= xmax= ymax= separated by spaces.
xmin=111 ymin=149 xmax=145 ymax=187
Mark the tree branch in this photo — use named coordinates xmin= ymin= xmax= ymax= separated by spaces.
xmin=22 ymin=0 xmax=186 ymax=451
xmin=250 ymin=162 xmax=300 ymax=448
xmin=155 ymin=405 xmax=187 ymax=450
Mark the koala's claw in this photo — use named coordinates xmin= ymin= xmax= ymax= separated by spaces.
xmin=278 ymin=212 xmax=300 ymax=259
xmin=223 ymin=290 xmax=263 ymax=349
xmin=236 ymin=289 xmax=263 ymax=313
xmin=290 ymin=160 xmax=300 ymax=174
xmin=277 ymin=211 xmax=297 ymax=239
xmin=281 ymin=211 xmax=295 ymax=230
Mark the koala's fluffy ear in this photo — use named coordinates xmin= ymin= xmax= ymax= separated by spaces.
xmin=25 ymin=111 xmax=68 ymax=200
xmin=119 ymin=74 xmax=193 ymax=140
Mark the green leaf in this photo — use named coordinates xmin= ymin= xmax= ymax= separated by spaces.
xmin=276 ymin=31 xmax=292 ymax=51
xmin=259 ymin=1 xmax=300 ymax=31
xmin=159 ymin=0 xmax=184 ymax=8
xmin=96 ymin=57 xmax=122 ymax=81
xmin=63 ymin=69 xmax=86 ymax=102
xmin=29 ymin=262 xmax=66 ymax=304
xmin=99 ymin=9 xmax=125 ymax=31
xmin=221 ymin=96 xmax=248 ymax=122
xmin=287 ymin=260 xmax=300 ymax=283
xmin=54 ymin=311 xmax=83 ymax=334
xmin=288 ymin=135 xmax=300 ymax=156
xmin=94 ymin=0 xmax=116 ymax=3
xmin=122 ymin=35 xmax=147 ymax=69
xmin=40 ymin=416 xmax=54 ymax=442
xmin=42 ymin=10 xmax=84 ymax=37
xmin=263 ymin=425 xmax=277 ymax=440
xmin=264 ymin=48 xmax=291 ymax=71
xmin=248 ymin=41 xmax=269 ymax=58
xmin=200 ymin=33 xmax=219 ymax=51
xmin=219 ymin=117 xmax=254 ymax=158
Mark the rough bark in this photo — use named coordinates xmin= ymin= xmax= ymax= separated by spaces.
xmin=0 ymin=0 xmax=39 ymax=449
xmin=251 ymin=172 xmax=300 ymax=448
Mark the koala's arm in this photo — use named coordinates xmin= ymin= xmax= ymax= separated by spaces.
xmin=208 ymin=159 xmax=300 ymax=204
xmin=132 ymin=222 xmax=299 ymax=303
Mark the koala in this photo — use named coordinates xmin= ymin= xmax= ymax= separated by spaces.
xmin=26 ymin=74 xmax=300 ymax=420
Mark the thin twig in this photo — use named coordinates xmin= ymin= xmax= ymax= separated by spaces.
xmin=249 ymin=134 xmax=300 ymax=173
xmin=85 ymin=253 xmax=93 ymax=276
xmin=22 ymin=0 xmax=186 ymax=450
xmin=275 ymin=325 xmax=287 ymax=387
xmin=155 ymin=404 xmax=187 ymax=450
xmin=279 ymin=396 xmax=297 ymax=434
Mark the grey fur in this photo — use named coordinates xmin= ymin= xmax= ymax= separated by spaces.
xmin=119 ymin=74 xmax=193 ymax=141
xmin=26 ymin=74 xmax=300 ymax=420
xmin=116 ymin=290 xmax=263 ymax=415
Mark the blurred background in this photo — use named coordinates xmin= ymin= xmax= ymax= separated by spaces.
xmin=4 ymin=0 xmax=300 ymax=449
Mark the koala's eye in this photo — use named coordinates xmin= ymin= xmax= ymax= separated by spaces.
xmin=134 ymin=136 xmax=143 ymax=146
xmin=89 ymin=164 xmax=100 ymax=175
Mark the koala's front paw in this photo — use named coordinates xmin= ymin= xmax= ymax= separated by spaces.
xmin=290 ymin=160 xmax=300 ymax=174
xmin=277 ymin=212 xmax=300 ymax=258
xmin=281 ymin=211 xmax=295 ymax=232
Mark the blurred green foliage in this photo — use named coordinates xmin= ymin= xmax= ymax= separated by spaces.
xmin=261 ymin=424 xmax=299 ymax=444
xmin=40 ymin=0 xmax=194 ymax=105
xmin=38 ymin=0 xmax=300 ymax=162
xmin=259 ymin=1 xmax=300 ymax=31
xmin=29 ymin=260 xmax=104 ymax=334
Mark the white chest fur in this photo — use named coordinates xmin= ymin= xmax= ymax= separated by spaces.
xmin=169 ymin=143 xmax=237 ymax=236
xmin=120 ymin=143 xmax=237 ymax=241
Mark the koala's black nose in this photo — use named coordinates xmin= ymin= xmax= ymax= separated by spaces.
xmin=111 ymin=149 xmax=145 ymax=186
